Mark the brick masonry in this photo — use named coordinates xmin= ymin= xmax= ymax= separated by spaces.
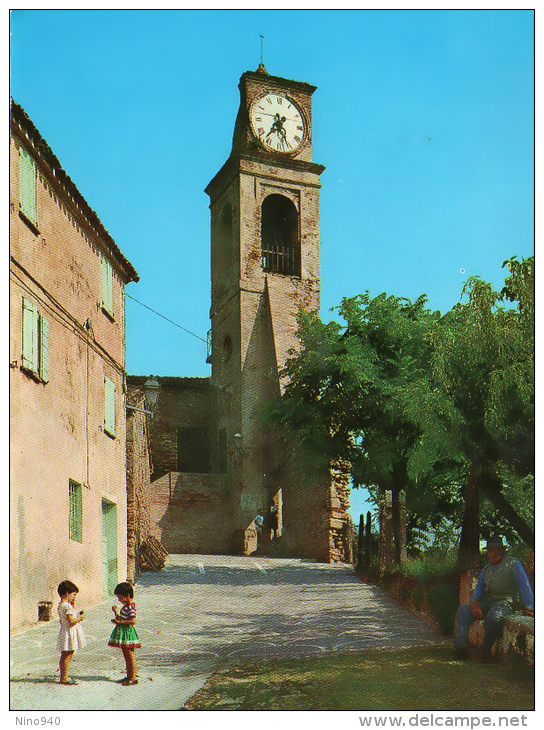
xmin=143 ymin=471 xmax=231 ymax=554
xmin=126 ymin=386 xmax=153 ymax=581
xmin=10 ymin=102 xmax=138 ymax=629
xmin=127 ymin=377 xmax=234 ymax=555
xmin=128 ymin=69 xmax=353 ymax=565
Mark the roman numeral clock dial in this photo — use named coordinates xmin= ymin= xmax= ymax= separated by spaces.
xmin=250 ymin=94 xmax=306 ymax=153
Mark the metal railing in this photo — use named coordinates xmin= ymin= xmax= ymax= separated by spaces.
xmin=262 ymin=245 xmax=299 ymax=276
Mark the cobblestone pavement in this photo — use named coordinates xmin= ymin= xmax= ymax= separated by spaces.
xmin=10 ymin=554 xmax=447 ymax=711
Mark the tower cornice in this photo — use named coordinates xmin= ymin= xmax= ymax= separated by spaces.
xmin=205 ymin=153 xmax=325 ymax=200
xmin=239 ymin=71 xmax=318 ymax=99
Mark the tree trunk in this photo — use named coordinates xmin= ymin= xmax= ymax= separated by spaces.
xmin=398 ymin=490 xmax=407 ymax=564
xmin=357 ymin=513 xmax=365 ymax=564
xmin=480 ymin=476 xmax=535 ymax=548
xmin=364 ymin=510 xmax=372 ymax=570
xmin=390 ymin=488 xmax=407 ymax=565
xmin=457 ymin=469 xmax=480 ymax=571
xmin=379 ymin=491 xmax=394 ymax=574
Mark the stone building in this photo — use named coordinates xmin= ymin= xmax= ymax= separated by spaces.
xmin=132 ymin=67 xmax=352 ymax=563
xmin=10 ymin=101 xmax=139 ymax=629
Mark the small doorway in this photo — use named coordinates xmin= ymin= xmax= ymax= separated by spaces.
xmin=101 ymin=499 xmax=118 ymax=598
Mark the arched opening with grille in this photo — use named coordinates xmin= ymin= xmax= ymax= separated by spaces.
xmin=261 ymin=194 xmax=300 ymax=277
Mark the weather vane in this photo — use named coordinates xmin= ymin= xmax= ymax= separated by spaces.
xmin=260 ymin=34 xmax=264 ymax=66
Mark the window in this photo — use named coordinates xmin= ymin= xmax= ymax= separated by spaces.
xmin=101 ymin=256 xmax=114 ymax=318
xmin=177 ymin=428 xmax=210 ymax=473
xmin=19 ymin=146 xmax=37 ymax=227
xmin=261 ymin=194 xmax=300 ymax=276
xmin=69 ymin=480 xmax=83 ymax=542
xmin=104 ymin=376 xmax=116 ymax=437
xmin=21 ymin=298 xmax=49 ymax=382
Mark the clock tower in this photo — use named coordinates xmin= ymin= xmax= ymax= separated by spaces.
xmin=206 ymin=66 xmax=345 ymax=560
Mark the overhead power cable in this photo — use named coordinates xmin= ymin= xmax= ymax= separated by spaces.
xmin=125 ymin=293 xmax=207 ymax=343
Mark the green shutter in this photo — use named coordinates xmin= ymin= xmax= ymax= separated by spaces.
xmin=22 ymin=298 xmax=39 ymax=372
xmin=102 ymin=499 xmax=118 ymax=596
xmin=69 ymin=480 xmax=83 ymax=542
xmin=104 ymin=376 xmax=116 ymax=436
xmin=19 ymin=147 xmax=37 ymax=225
xmin=101 ymin=256 xmax=114 ymax=317
xmin=39 ymin=314 xmax=49 ymax=383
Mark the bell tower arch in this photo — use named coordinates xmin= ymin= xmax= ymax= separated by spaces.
xmin=261 ymin=194 xmax=300 ymax=277
xmin=205 ymin=66 xmax=338 ymax=560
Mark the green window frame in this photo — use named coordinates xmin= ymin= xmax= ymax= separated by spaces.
xmin=19 ymin=146 xmax=37 ymax=226
xmin=101 ymin=256 xmax=114 ymax=318
xmin=22 ymin=297 xmax=49 ymax=382
xmin=104 ymin=376 xmax=116 ymax=437
xmin=69 ymin=480 xmax=83 ymax=543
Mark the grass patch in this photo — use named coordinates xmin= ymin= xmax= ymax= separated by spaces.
xmin=185 ymin=646 xmax=534 ymax=711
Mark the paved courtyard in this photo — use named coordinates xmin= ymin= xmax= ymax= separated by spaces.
xmin=10 ymin=554 xmax=446 ymax=711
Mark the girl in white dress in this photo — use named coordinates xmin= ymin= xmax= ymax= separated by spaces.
xmin=57 ymin=580 xmax=86 ymax=685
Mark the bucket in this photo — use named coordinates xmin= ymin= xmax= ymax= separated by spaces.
xmin=38 ymin=600 xmax=53 ymax=621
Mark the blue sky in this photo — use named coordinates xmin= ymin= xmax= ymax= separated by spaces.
xmin=10 ymin=9 xmax=534 ymax=520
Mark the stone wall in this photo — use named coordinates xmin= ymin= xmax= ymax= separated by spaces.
xmin=328 ymin=464 xmax=354 ymax=563
xmin=469 ymin=614 xmax=534 ymax=665
xmin=126 ymin=387 xmax=153 ymax=582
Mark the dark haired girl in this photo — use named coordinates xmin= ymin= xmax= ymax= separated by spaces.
xmin=108 ymin=582 xmax=141 ymax=685
xmin=57 ymin=580 xmax=86 ymax=685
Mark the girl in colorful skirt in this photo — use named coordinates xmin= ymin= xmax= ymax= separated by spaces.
xmin=108 ymin=582 xmax=141 ymax=685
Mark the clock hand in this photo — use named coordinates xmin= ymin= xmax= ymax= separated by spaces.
xmin=273 ymin=114 xmax=288 ymax=133
xmin=278 ymin=130 xmax=291 ymax=149
xmin=257 ymin=111 xmax=299 ymax=122
xmin=266 ymin=113 xmax=283 ymax=138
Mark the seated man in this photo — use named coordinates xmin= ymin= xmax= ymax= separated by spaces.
xmin=454 ymin=535 xmax=534 ymax=660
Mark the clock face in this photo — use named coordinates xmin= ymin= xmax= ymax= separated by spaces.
xmin=250 ymin=94 xmax=306 ymax=153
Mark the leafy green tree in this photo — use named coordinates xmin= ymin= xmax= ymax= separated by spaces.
xmin=428 ymin=258 xmax=534 ymax=565
xmin=267 ymin=256 xmax=534 ymax=569
xmin=270 ymin=292 xmax=459 ymax=562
